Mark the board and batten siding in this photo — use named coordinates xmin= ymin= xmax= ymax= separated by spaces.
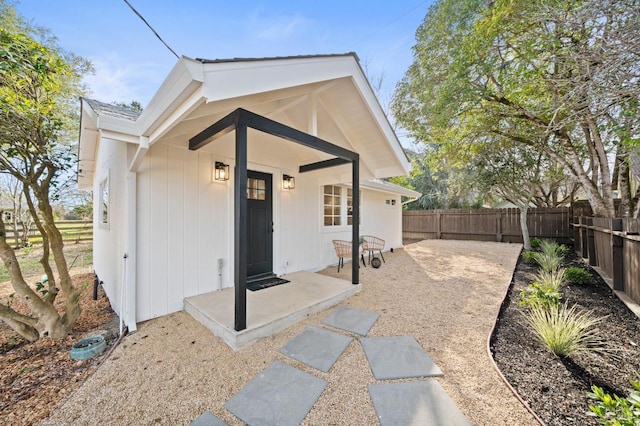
xmin=128 ymin=143 xmax=404 ymax=323
xmin=92 ymin=137 xmax=129 ymax=319
xmin=136 ymin=144 xmax=229 ymax=322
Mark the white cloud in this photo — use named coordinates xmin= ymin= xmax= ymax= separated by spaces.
xmin=249 ymin=11 xmax=312 ymax=42
xmin=83 ymin=53 xmax=169 ymax=106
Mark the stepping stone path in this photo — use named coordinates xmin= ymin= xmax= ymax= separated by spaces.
xmin=194 ymin=306 xmax=471 ymax=425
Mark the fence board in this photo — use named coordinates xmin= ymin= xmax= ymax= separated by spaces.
xmin=573 ymin=217 xmax=640 ymax=306
xmin=3 ymin=220 xmax=92 ymax=245
xmin=402 ymin=207 xmax=571 ymax=243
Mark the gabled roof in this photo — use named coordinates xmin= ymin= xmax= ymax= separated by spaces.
xmin=78 ymin=53 xmax=412 ymax=188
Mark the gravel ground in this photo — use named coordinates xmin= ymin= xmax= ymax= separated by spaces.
xmin=42 ymin=240 xmax=538 ymax=425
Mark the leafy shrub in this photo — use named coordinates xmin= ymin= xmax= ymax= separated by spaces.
xmin=564 ymin=267 xmax=592 ymax=284
xmin=589 ymin=381 xmax=640 ymax=425
xmin=524 ymin=303 xmax=608 ymax=357
xmin=519 ymin=283 xmax=561 ymax=310
xmin=534 ymin=251 xmax=563 ymax=272
xmin=522 ymin=250 xmax=538 ymax=263
xmin=531 ymin=238 xmax=543 ymax=249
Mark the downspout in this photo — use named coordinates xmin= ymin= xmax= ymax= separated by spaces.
xmin=124 ymin=135 xmax=149 ymax=333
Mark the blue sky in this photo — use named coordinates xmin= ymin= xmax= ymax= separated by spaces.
xmin=14 ymin=0 xmax=431 ymax=138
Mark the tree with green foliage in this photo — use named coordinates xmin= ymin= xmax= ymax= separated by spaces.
xmin=0 ymin=2 xmax=91 ymax=341
xmin=394 ymin=0 xmax=640 ymax=217
xmin=389 ymin=146 xmax=484 ymax=209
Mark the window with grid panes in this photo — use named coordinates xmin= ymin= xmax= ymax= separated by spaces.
xmin=323 ymin=185 xmax=341 ymax=226
xmin=247 ymin=177 xmax=266 ymax=200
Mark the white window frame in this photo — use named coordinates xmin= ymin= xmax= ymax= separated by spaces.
xmin=322 ymin=185 xmax=362 ymax=229
xmin=98 ymin=173 xmax=109 ymax=229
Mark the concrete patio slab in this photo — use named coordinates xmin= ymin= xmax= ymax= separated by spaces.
xmin=279 ymin=326 xmax=353 ymax=372
xmin=322 ymin=306 xmax=379 ymax=336
xmin=190 ymin=411 xmax=228 ymax=426
xmin=368 ymin=381 xmax=471 ymax=426
xmin=223 ymin=360 xmax=327 ymax=426
xmin=361 ymin=336 xmax=443 ymax=380
xmin=185 ymin=271 xmax=360 ymax=350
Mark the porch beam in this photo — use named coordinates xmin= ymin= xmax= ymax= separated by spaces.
xmin=188 ymin=110 xmax=238 ymax=150
xmin=234 ymin=121 xmax=248 ymax=331
xmin=241 ymin=108 xmax=357 ymax=161
xmin=299 ymin=157 xmax=350 ymax=173
xmin=352 ymin=158 xmax=360 ymax=285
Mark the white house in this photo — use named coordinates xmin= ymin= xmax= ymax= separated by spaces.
xmin=78 ymin=53 xmax=419 ymax=334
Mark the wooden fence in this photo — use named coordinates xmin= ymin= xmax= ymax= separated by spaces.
xmin=3 ymin=220 xmax=93 ymax=245
xmin=573 ymin=217 xmax=640 ymax=305
xmin=402 ymin=208 xmax=572 ymax=243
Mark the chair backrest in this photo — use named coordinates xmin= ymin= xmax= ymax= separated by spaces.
xmin=362 ymin=235 xmax=385 ymax=250
xmin=332 ymin=240 xmax=352 ymax=257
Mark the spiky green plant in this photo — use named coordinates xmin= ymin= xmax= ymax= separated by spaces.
xmin=539 ymin=239 xmax=568 ymax=258
xmin=530 ymin=238 xmax=543 ymax=249
xmin=524 ymin=303 xmax=608 ymax=357
xmin=534 ymin=251 xmax=563 ymax=272
xmin=534 ymin=268 xmax=566 ymax=293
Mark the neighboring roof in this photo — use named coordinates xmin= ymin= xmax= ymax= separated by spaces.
xmin=82 ymin=98 xmax=142 ymax=121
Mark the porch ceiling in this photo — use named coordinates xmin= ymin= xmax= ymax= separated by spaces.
xmin=155 ymin=77 xmax=401 ymax=179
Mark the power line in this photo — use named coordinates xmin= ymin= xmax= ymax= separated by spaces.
xmin=353 ymin=0 xmax=430 ymax=47
xmin=123 ymin=0 xmax=179 ymax=59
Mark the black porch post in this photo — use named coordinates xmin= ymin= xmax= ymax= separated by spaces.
xmin=352 ymin=157 xmax=360 ymax=285
xmin=234 ymin=120 xmax=248 ymax=331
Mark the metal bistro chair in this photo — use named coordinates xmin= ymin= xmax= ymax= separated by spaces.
xmin=361 ymin=235 xmax=386 ymax=267
xmin=332 ymin=240 xmax=366 ymax=273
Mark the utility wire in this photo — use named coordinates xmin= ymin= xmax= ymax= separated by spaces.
xmin=353 ymin=0 xmax=430 ymax=47
xmin=123 ymin=0 xmax=179 ymax=59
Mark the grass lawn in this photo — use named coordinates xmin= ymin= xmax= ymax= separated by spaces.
xmin=0 ymin=243 xmax=93 ymax=287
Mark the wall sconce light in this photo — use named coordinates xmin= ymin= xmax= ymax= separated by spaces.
xmin=283 ymin=174 xmax=295 ymax=190
xmin=214 ymin=162 xmax=229 ymax=181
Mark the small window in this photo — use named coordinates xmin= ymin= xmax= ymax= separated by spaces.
xmin=323 ymin=185 xmax=341 ymax=226
xmin=247 ymin=177 xmax=266 ymax=200
xmin=99 ymin=175 xmax=109 ymax=228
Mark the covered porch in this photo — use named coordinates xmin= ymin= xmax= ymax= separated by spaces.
xmin=184 ymin=271 xmax=361 ymax=350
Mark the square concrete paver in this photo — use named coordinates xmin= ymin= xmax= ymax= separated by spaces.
xmin=224 ymin=360 xmax=327 ymax=426
xmin=190 ymin=411 xmax=228 ymax=426
xmin=279 ymin=326 xmax=353 ymax=372
xmin=322 ymin=306 xmax=379 ymax=336
xmin=361 ymin=336 xmax=443 ymax=380
xmin=369 ymin=381 xmax=471 ymax=426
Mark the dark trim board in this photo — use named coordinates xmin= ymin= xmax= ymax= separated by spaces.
xmin=189 ymin=108 xmax=360 ymax=332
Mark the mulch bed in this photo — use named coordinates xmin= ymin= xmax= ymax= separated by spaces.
xmin=491 ymin=247 xmax=640 ymax=425
xmin=0 ymin=273 xmax=118 ymax=426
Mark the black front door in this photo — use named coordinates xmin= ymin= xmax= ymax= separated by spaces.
xmin=246 ymin=170 xmax=273 ymax=279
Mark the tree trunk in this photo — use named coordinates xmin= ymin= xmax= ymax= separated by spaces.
xmin=0 ymin=216 xmax=66 ymax=340
xmin=518 ymin=204 xmax=531 ymax=250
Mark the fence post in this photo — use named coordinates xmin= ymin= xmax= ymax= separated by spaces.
xmin=611 ymin=218 xmax=624 ymax=292
xmin=496 ymin=211 xmax=502 ymax=242
xmin=580 ymin=217 xmax=588 ymax=259
xmin=586 ymin=217 xmax=597 ymax=266
xmin=573 ymin=216 xmax=581 ymax=254
xmin=436 ymin=210 xmax=442 ymax=239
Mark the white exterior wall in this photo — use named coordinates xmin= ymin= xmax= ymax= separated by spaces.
xmin=93 ymin=137 xmax=129 ymax=317
xmin=132 ymin=144 xmax=404 ymax=323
